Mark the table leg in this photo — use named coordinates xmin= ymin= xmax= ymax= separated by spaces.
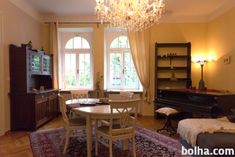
xmin=86 ymin=115 xmax=92 ymax=157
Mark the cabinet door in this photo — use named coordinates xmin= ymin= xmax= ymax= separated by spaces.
xmin=48 ymin=93 xmax=59 ymax=117
xmin=29 ymin=52 xmax=42 ymax=75
xmin=42 ymin=55 xmax=52 ymax=75
xmin=35 ymin=96 xmax=48 ymax=127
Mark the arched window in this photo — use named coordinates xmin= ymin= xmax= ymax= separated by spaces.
xmin=62 ymin=35 xmax=93 ymax=89
xmin=110 ymin=35 xmax=130 ymax=48
xmin=65 ymin=36 xmax=90 ymax=49
xmin=106 ymin=34 xmax=140 ymax=90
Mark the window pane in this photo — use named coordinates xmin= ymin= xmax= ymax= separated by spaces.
xmin=124 ymin=52 xmax=138 ymax=88
xmin=65 ymin=54 xmax=77 ymax=87
xmin=74 ymin=37 xmax=82 ymax=49
xmin=119 ymin=36 xmax=129 ymax=48
xmin=79 ymin=53 xmax=91 ymax=87
xmin=110 ymin=38 xmax=119 ymax=48
xmin=110 ymin=35 xmax=129 ymax=48
xmin=110 ymin=53 xmax=122 ymax=87
xmin=82 ymin=38 xmax=90 ymax=48
xmin=65 ymin=38 xmax=73 ymax=49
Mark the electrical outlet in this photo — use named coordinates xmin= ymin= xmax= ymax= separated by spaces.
xmin=223 ymin=56 xmax=231 ymax=64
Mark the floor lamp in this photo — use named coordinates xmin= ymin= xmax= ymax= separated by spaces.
xmin=197 ymin=60 xmax=207 ymax=91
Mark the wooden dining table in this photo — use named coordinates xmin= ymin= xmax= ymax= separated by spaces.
xmin=66 ymin=98 xmax=101 ymax=106
xmin=72 ymin=105 xmax=124 ymax=157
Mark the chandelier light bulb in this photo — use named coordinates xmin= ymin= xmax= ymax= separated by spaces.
xmin=95 ymin=0 xmax=165 ymax=31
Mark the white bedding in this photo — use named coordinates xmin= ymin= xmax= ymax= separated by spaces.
xmin=177 ymin=118 xmax=235 ymax=146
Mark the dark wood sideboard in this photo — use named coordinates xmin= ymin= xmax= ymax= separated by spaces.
xmin=155 ymin=89 xmax=235 ymax=118
xmin=9 ymin=44 xmax=59 ymax=131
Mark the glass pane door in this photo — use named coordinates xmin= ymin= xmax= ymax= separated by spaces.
xmin=109 ymin=53 xmax=122 ymax=88
xmin=64 ymin=53 xmax=77 ymax=88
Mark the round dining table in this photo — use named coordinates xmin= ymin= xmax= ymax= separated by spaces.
xmin=72 ymin=105 xmax=127 ymax=157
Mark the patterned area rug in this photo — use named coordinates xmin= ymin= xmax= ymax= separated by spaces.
xmin=30 ymin=126 xmax=184 ymax=157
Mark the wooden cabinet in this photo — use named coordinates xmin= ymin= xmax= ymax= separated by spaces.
xmin=155 ymin=42 xmax=192 ymax=92
xmin=9 ymin=44 xmax=58 ymax=131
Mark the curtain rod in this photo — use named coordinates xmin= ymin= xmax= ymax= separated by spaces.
xmin=44 ymin=21 xmax=108 ymax=24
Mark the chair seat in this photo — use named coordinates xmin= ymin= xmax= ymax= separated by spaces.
xmin=69 ymin=117 xmax=86 ymax=126
xmin=97 ymin=125 xmax=134 ymax=136
xmin=100 ymin=119 xmax=119 ymax=126
xmin=155 ymin=107 xmax=178 ymax=116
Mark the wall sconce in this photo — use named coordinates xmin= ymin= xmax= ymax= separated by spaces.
xmin=197 ymin=60 xmax=207 ymax=91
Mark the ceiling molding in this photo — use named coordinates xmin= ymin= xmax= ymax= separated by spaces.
xmin=9 ymin=0 xmax=41 ymax=22
xmin=160 ymin=14 xmax=209 ymax=23
xmin=41 ymin=15 xmax=99 ymax=23
xmin=207 ymin=2 xmax=235 ymax=21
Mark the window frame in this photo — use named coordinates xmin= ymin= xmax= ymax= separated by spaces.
xmin=105 ymin=32 xmax=141 ymax=91
xmin=60 ymin=31 xmax=94 ymax=90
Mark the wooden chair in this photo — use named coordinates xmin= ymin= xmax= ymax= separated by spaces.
xmin=70 ymin=90 xmax=89 ymax=99
xmin=58 ymin=95 xmax=86 ymax=154
xmin=95 ymin=99 xmax=140 ymax=157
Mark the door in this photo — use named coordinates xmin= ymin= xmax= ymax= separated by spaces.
xmin=35 ymin=95 xmax=48 ymax=127
xmin=48 ymin=92 xmax=58 ymax=117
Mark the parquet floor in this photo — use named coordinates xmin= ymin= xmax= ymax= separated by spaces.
xmin=0 ymin=116 xmax=174 ymax=157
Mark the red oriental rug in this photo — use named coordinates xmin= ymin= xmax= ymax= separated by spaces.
xmin=30 ymin=126 xmax=184 ymax=157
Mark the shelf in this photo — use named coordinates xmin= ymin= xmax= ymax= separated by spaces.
xmin=157 ymin=78 xmax=188 ymax=81
xmin=157 ymin=55 xmax=188 ymax=59
xmin=155 ymin=42 xmax=191 ymax=93
xmin=155 ymin=42 xmax=191 ymax=47
xmin=157 ymin=66 xmax=187 ymax=70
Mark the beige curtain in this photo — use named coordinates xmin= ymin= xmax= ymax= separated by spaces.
xmin=128 ymin=30 xmax=150 ymax=102
xmin=50 ymin=22 xmax=59 ymax=89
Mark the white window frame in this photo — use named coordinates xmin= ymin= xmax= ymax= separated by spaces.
xmin=105 ymin=29 xmax=142 ymax=91
xmin=59 ymin=29 xmax=93 ymax=90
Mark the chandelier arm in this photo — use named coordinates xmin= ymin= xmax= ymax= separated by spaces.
xmin=95 ymin=0 xmax=165 ymax=31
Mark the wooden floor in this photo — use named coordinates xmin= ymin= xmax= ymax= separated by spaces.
xmin=0 ymin=116 xmax=175 ymax=157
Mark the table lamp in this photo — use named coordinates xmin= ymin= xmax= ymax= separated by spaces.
xmin=197 ymin=60 xmax=207 ymax=91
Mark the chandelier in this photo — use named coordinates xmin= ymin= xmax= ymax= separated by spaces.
xmin=95 ymin=0 xmax=165 ymax=31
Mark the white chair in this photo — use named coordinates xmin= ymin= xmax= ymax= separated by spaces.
xmin=58 ymin=95 xmax=86 ymax=154
xmin=69 ymin=90 xmax=89 ymax=118
xmin=119 ymin=91 xmax=134 ymax=99
xmin=95 ymin=99 xmax=140 ymax=157
xmin=70 ymin=90 xmax=89 ymax=99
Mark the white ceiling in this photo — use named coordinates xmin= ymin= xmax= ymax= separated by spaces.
xmin=12 ymin=0 xmax=235 ymax=22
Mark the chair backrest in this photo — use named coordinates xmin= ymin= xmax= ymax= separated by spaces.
xmin=109 ymin=99 xmax=140 ymax=135
xmin=119 ymin=91 xmax=134 ymax=100
xmin=58 ymin=94 xmax=69 ymax=124
xmin=70 ymin=90 xmax=89 ymax=99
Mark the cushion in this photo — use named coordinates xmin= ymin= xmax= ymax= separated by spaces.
xmin=155 ymin=107 xmax=178 ymax=116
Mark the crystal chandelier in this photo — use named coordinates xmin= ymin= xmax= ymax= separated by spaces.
xmin=95 ymin=0 xmax=165 ymax=31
